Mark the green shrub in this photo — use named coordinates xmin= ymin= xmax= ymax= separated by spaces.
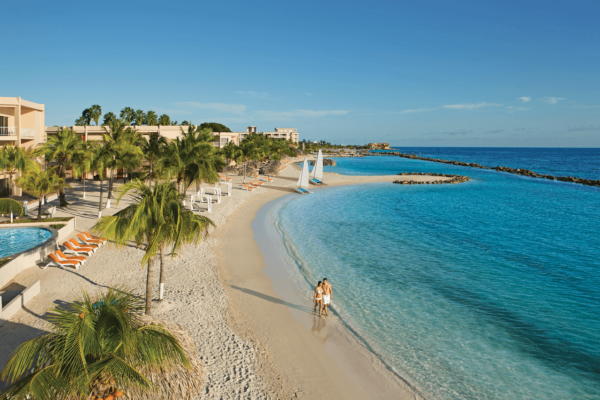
xmin=49 ymin=224 xmax=66 ymax=230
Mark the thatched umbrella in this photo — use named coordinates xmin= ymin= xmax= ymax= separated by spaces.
xmin=123 ymin=315 xmax=204 ymax=400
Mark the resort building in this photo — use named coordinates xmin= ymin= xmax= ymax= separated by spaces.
xmin=45 ymin=125 xmax=300 ymax=148
xmin=0 ymin=97 xmax=46 ymax=196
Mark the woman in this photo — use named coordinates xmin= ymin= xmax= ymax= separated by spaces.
xmin=314 ymin=281 xmax=324 ymax=316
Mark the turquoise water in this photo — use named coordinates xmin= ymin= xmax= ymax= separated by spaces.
xmin=278 ymin=151 xmax=600 ymax=399
xmin=0 ymin=228 xmax=52 ymax=258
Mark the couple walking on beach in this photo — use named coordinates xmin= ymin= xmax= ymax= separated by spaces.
xmin=314 ymin=278 xmax=332 ymax=317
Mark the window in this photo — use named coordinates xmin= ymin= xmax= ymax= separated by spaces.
xmin=221 ymin=137 xmax=229 ymax=143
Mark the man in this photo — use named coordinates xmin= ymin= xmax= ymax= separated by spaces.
xmin=322 ymin=278 xmax=332 ymax=316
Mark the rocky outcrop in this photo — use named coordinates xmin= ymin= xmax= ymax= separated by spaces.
xmin=310 ymin=159 xmax=336 ymax=167
xmin=490 ymin=166 xmax=600 ymax=187
xmin=393 ymin=173 xmax=470 ymax=185
xmin=391 ymin=153 xmax=600 ymax=188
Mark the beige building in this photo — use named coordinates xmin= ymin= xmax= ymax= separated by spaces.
xmin=45 ymin=125 xmax=300 ymax=149
xmin=0 ymin=97 xmax=46 ymax=196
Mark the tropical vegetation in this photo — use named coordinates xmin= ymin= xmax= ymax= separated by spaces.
xmin=92 ymin=181 xmax=214 ymax=315
xmin=0 ymin=287 xmax=193 ymax=400
xmin=16 ymin=165 xmax=71 ymax=221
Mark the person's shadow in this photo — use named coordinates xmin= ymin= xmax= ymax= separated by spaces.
xmin=230 ymin=285 xmax=314 ymax=314
xmin=311 ymin=315 xmax=329 ymax=343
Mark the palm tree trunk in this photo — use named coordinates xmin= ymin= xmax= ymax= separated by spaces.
xmin=159 ymin=245 xmax=165 ymax=301
xmin=8 ymin=172 xmax=14 ymax=196
xmin=108 ymin=169 xmax=114 ymax=199
xmin=243 ymin=162 xmax=246 ymax=183
xmin=146 ymin=256 xmax=155 ymax=315
xmin=98 ymin=179 xmax=104 ymax=213
xmin=37 ymin=196 xmax=43 ymax=221
xmin=82 ymin=172 xmax=86 ymax=198
xmin=59 ymin=165 xmax=67 ymax=207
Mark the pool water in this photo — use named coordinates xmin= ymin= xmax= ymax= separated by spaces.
xmin=0 ymin=228 xmax=53 ymax=258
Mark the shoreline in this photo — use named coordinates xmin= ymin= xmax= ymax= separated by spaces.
xmin=214 ymin=165 xmax=444 ymax=399
xmin=0 ymin=161 xmax=452 ymax=398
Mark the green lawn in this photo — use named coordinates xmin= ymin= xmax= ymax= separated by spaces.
xmin=0 ymin=217 xmax=72 ymax=224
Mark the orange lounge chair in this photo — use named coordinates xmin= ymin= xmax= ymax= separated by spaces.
xmin=63 ymin=241 xmax=94 ymax=256
xmin=220 ymin=174 xmax=233 ymax=182
xmin=69 ymin=238 xmax=98 ymax=253
xmin=78 ymin=233 xmax=104 ymax=246
xmin=83 ymin=231 xmax=107 ymax=244
xmin=55 ymin=250 xmax=86 ymax=265
xmin=45 ymin=253 xmax=80 ymax=270
xmin=253 ymin=180 xmax=264 ymax=186
xmin=242 ymin=184 xmax=256 ymax=191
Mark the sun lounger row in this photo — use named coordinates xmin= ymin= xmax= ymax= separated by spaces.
xmin=44 ymin=231 xmax=107 ymax=270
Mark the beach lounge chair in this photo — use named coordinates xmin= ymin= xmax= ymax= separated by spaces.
xmin=220 ymin=174 xmax=233 ymax=182
xmin=69 ymin=238 xmax=98 ymax=253
xmin=77 ymin=233 xmax=104 ymax=247
xmin=252 ymin=180 xmax=264 ymax=186
xmin=55 ymin=250 xmax=87 ymax=265
xmin=83 ymin=231 xmax=107 ymax=244
xmin=45 ymin=253 xmax=80 ymax=270
xmin=242 ymin=184 xmax=256 ymax=191
xmin=63 ymin=241 xmax=94 ymax=256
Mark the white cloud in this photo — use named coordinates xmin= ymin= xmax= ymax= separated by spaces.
xmin=506 ymin=106 xmax=531 ymax=113
xmin=399 ymin=107 xmax=437 ymax=114
xmin=305 ymin=92 xmax=313 ymax=96
xmin=236 ymin=91 xmax=269 ymax=98
xmin=518 ymin=97 xmax=531 ymax=102
xmin=254 ymin=109 xmax=349 ymax=120
xmin=425 ymin=129 xmax=473 ymax=136
xmin=174 ymin=102 xmax=247 ymax=115
xmin=485 ymin=129 xmax=504 ymax=134
xmin=542 ymin=97 xmax=565 ymax=104
xmin=568 ymin=125 xmax=600 ymax=132
xmin=442 ymin=102 xmax=502 ymax=110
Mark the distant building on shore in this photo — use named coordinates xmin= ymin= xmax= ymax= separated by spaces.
xmin=369 ymin=142 xmax=390 ymax=150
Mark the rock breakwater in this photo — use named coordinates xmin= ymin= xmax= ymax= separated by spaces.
xmin=394 ymin=172 xmax=470 ymax=185
xmin=395 ymin=153 xmax=600 ymax=188
xmin=310 ymin=159 xmax=336 ymax=166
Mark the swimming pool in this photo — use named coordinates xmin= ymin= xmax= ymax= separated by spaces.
xmin=0 ymin=228 xmax=53 ymax=258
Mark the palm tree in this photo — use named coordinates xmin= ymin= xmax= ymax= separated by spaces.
xmin=91 ymin=143 xmax=111 ymax=218
xmin=93 ymin=181 xmax=214 ymax=314
xmin=102 ymin=119 xmax=143 ymax=200
xmin=0 ymin=145 xmax=36 ymax=197
xmin=75 ymin=108 xmax=91 ymax=126
xmin=141 ymin=132 xmax=167 ymax=187
xmin=145 ymin=111 xmax=158 ymax=126
xmin=102 ymin=111 xmax=117 ymax=125
xmin=134 ymin=110 xmax=146 ymax=126
xmin=0 ymin=198 xmax=23 ymax=223
xmin=32 ymin=128 xmax=81 ymax=207
xmin=158 ymin=114 xmax=171 ymax=126
xmin=0 ymin=287 xmax=191 ymax=400
xmin=89 ymin=104 xmax=102 ymax=126
xmin=120 ymin=107 xmax=135 ymax=125
xmin=72 ymin=141 xmax=96 ymax=199
xmin=221 ymin=141 xmax=242 ymax=179
xmin=16 ymin=165 xmax=71 ymax=221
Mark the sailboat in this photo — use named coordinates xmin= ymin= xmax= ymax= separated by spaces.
xmin=310 ymin=149 xmax=326 ymax=185
xmin=294 ymin=158 xmax=312 ymax=194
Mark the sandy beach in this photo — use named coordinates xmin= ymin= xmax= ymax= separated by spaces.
xmin=0 ymin=161 xmax=448 ymax=399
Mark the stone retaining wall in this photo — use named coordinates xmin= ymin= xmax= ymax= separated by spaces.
xmin=0 ymin=280 xmax=41 ymax=323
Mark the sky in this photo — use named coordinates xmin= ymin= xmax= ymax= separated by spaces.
xmin=3 ymin=0 xmax=599 ymax=147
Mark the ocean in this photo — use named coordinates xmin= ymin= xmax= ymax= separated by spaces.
xmin=265 ymin=148 xmax=600 ymax=399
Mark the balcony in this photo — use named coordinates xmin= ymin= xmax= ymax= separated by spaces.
xmin=0 ymin=126 xmax=17 ymax=136
xmin=0 ymin=127 xmax=36 ymax=138
xmin=21 ymin=128 xmax=35 ymax=138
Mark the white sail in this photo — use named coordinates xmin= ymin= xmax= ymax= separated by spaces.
xmin=298 ymin=158 xmax=310 ymax=188
xmin=312 ymin=149 xmax=324 ymax=180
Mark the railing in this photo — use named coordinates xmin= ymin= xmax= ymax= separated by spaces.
xmin=21 ymin=128 xmax=35 ymax=138
xmin=0 ymin=126 xmax=17 ymax=136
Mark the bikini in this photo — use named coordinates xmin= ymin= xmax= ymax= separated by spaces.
xmin=315 ymin=287 xmax=323 ymax=301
